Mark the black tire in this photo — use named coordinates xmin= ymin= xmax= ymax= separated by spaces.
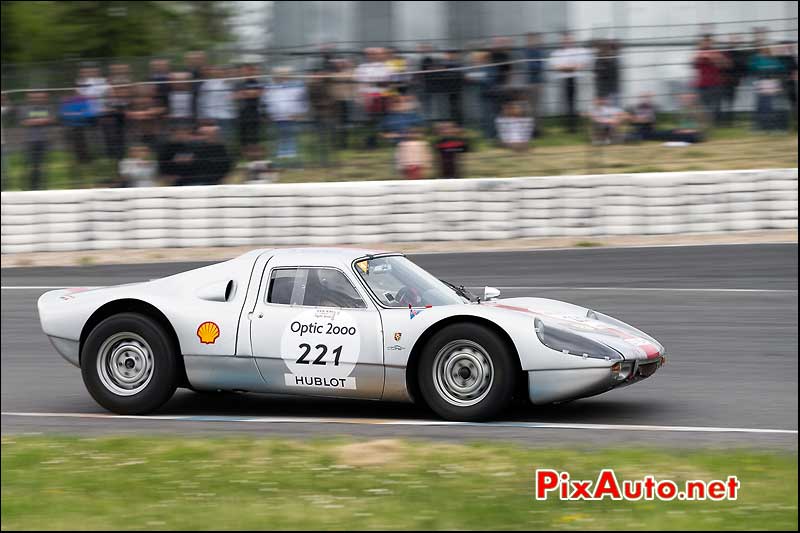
xmin=81 ymin=312 xmax=178 ymax=415
xmin=417 ymin=323 xmax=516 ymax=421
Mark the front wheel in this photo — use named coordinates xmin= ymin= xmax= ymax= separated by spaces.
xmin=81 ymin=313 xmax=178 ymax=414
xmin=418 ymin=323 xmax=516 ymax=421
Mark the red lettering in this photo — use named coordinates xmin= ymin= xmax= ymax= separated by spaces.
xmin=535 ymin=470 xmax=559 ymax=500
xmin=593 ymin=470 xmax=622 ymax=500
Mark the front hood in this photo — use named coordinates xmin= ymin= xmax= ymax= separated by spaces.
xmin=485 ymin=297 xmax=664 ymax=360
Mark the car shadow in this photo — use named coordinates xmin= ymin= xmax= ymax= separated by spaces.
xmin=156 ymin=389 xmax=669 ymax=425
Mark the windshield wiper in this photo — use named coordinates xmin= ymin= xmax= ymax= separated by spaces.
xmin=440 ymin=279 xmax=476 ymax=302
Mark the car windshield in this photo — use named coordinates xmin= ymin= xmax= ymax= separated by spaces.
xmin=354 ymin=255 xmax=467 ymax=308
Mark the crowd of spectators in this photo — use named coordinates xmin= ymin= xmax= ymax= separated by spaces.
xmin=1 ymin=30 xmax=796 ymax=189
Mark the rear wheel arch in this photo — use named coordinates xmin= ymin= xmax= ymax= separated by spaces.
xmin=80 ymin=299 xmax=187 ymax=386
xmin=405 ymin=315 xmax=525 ymax=404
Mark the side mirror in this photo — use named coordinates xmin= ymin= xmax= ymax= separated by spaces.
xmin=484 ymin=286 xmax=501 ymax=301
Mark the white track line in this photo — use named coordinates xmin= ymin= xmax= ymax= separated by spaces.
xmin=495 ymin=286 xmax=797 ymax=293
xmin=1 ymin=286 xmax=102 ymax=290
xmin=1 ymin=412 xmax=796 ymax=435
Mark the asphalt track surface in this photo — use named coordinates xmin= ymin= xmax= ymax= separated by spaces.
xmin=2 ymin=243 xmax=797 ymax=448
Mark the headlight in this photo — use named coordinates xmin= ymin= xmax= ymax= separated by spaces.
xmin=535 ymin=318 xmax=622 ymax=360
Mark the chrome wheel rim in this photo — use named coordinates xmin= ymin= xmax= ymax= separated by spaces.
xmin=432 ymin=340 xmax=494 ymax=407
xmin=96 ymin=332 xmax=154 ymax=396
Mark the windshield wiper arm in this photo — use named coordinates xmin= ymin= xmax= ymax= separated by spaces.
xmin=440 ymin=279 xmax=476 ymax=301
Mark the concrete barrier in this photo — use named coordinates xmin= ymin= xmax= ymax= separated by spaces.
xmin=1 ymin=169 xmax=797 ymax=254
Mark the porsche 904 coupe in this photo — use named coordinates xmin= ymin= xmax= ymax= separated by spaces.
xmin=38 ymin=248 xmax=665 ymax=421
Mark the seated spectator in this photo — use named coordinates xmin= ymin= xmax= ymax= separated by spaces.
xmin=395 ymin=128 xmax=432 ymax=179
xmin=588 ymin=96 xmax=627 ymax=145
xmin=589 ymin=98 xmax=627 ymax=145
xmin=434 ymin=121 xmax=470 ymax=179
xmin=118 ymin=144 xmax=157 ymax=187
xmin=495 ymin=101 xmax=534 ymax=151
xmin=158 ymin=124 xmax=197 ymax=185
xmin=666 ymin=92 xmax=706 ymax=144
xmin=626 ymin=92 xmax=658 ymax=142
xmin=381 ymin=95 xmax=423 ymax=143
xmin=193 ymin=122 xmax=233 ymax=185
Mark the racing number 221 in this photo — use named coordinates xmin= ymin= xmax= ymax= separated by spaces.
xmin=297 ymin=344 xmax=342 ymax=366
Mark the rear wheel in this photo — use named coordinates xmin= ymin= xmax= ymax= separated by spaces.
xmin=81 ymin=313 xmax=178 ymax=414
xmin=418 ymin=323 xmax=516 ymax=421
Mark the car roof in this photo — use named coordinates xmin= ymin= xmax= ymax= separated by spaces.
xmin=247 ymin=247 xmax=400 ymax=265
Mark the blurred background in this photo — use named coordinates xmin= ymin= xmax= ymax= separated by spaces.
xmin=0 ymin=0 xmax=797 ymax=191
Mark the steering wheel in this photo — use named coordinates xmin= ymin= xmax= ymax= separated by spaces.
xmin=395 ymin=286 xmax=423 ymax=307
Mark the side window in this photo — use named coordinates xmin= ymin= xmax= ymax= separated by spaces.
xmin=267 ymin=268 xmax=308 ymax=305
xmin=306 ymin=268 xmax=366 ymax=309
xmin=266 ymin=268 xmax=366 ymax=309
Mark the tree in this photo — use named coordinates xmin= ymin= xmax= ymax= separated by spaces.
xmin=1 ymin=1 xmax=233 ymax=65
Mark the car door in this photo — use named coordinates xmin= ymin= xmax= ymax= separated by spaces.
xmin=249 ymin=264 xmax=385 ymax=399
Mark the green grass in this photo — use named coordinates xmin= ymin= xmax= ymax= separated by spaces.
xmin=2 ymin=123 xmax=797 ymax=190
xmin=1 ymin=436 xmax=797 ymax=530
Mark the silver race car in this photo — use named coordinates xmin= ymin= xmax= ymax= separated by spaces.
xmin=38 ymin=248 xmax=666 ymax=421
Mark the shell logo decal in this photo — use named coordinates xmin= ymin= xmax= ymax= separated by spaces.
xmin=197 ymin=321 xmax=220 ymax=344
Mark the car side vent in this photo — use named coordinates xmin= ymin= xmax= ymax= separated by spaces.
xmin=197 ymin=280 xmax=236 ymax=303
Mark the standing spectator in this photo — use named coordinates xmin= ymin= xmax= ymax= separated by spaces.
xmin=489 ymin=37 xmax=513 ymax=87
xmin=719 ymin=34 xmax=749 ymax=125
xmin=21 ymin=92 xmax=54 ymax=190
xmin=148 ymin=59 xmax=172 ymax=112
xmin=465 ymin=50 xmax=497 ymax=139
xmin=774 ymin=41 xmax=798 ymax=130
xmin=59 ymin=89 xmax=93 ymax=179
xmin=168 ymin=72 xmax=195 ymax=128
xmin=126 ymin=84 xmax=164 ymax=151
xmin=495 ymin=101 xmax=534 ymax=151
xmin=235 ymin=63 xmax=264 ymax=158
xmin=440 ymin=49 xmax=465 ymax=125
xmin=331 ymin=58 xmax=356 ymax=149
xmin=692 ymin=34 xmax=728 ymax=126
xmin=198 ymin=65 xmax=236 ymax=146
xmin=355 ymin=47 xmax=391 ymax=148
xmin=594 ymin=39 xmax=620 ymax=104
xmin=265 ymin=67 xmax=307 ymax=163
xmin=307 ymin=58 xmax=337 ymax=166
xmin=77 ymin=66 xmax=110 ymax=158
xmin=105 ymin=85 xmax=130 ymax=162
xmin=396 ymin=128 xmax=432 ymax=179
xmin=588 ymin=96 xmax=627 ymax=145
xmin=434 ymin=121 xmax=470 ymax=179
xmin=108 ymin=63 xmax=132 ymax=86
xmin=385 ymin=46 xmax=409 ymax=94
xmin=524 ymin=33 xmax=548 ymax=133
xmin=748 ymin=45 xmax=789 ymax=132
xmin=549 ymin=33 xmax=592 ymax=133
xmin=185 ymin=50 xmax=207 ymax=122
xmin=118 ymin=145 xmax=157 ymax=187
xmin=416 ymin=43 xmax=438 ymax=121
xmin=487 ymin=37 xmax=515 ymax=134
xmin=1 ymin=94 xmax=8 ymax=189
